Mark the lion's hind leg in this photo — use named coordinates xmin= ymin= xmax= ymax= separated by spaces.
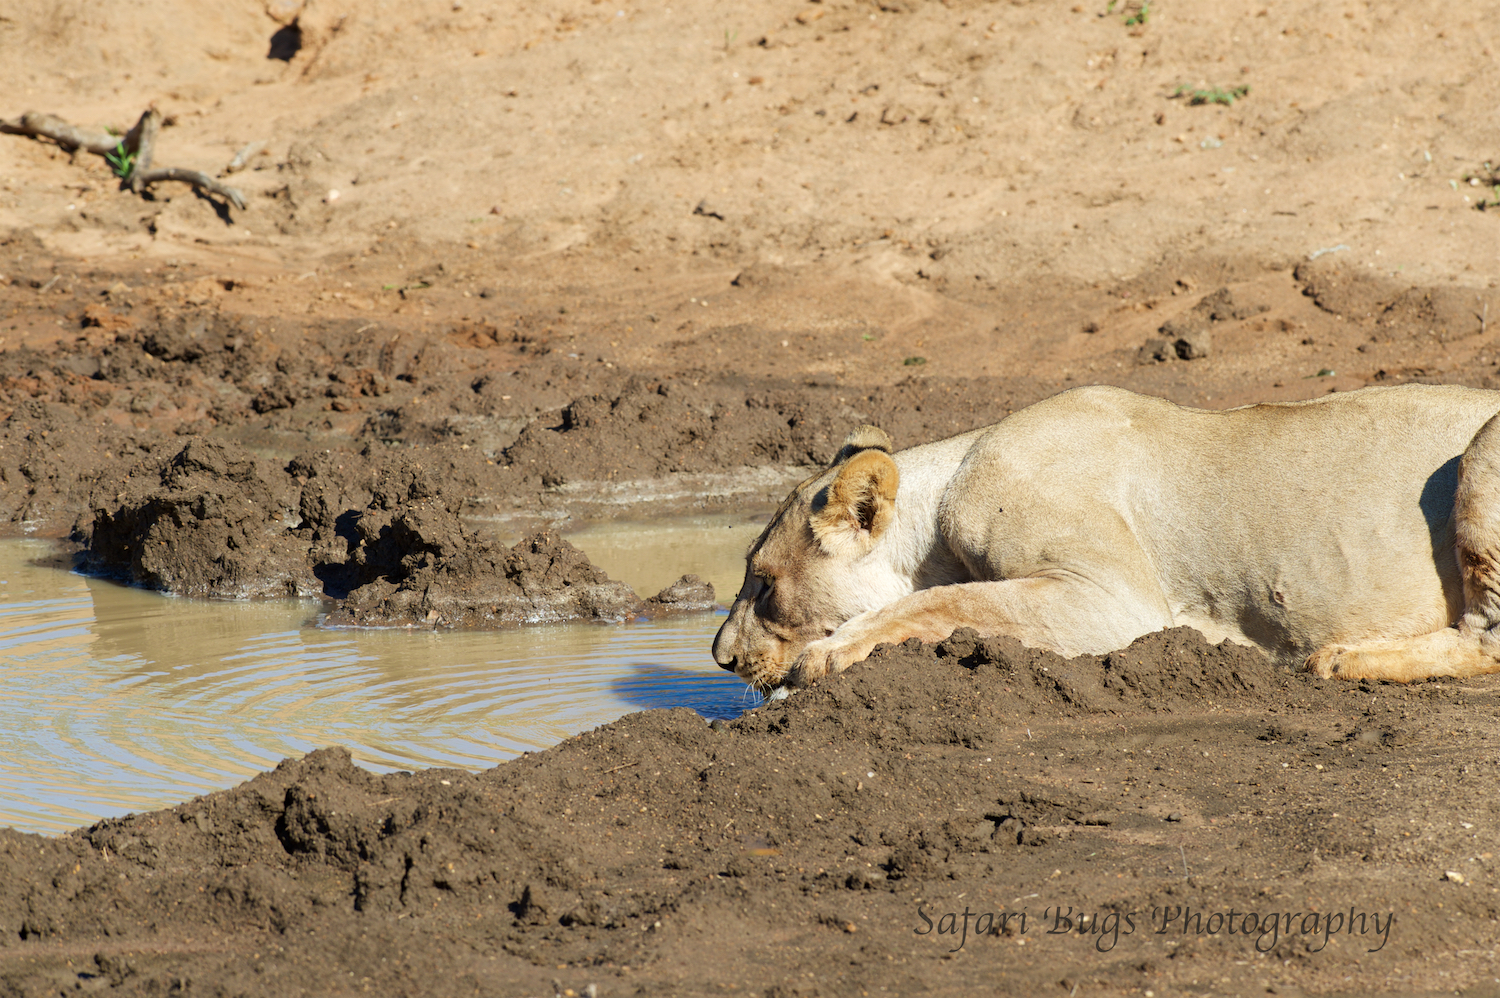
xmin=1455 ymin=411 xmax=1500 ymax=662
xmin=1310 ymin=410 xmax=1500 ymax=683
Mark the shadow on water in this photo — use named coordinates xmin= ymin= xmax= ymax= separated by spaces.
xmin=609 ymin=664 xmax=761 ymax=721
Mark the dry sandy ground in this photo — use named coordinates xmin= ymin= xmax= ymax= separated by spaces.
xmin=2 ymin=0 xmax=1500 ymax=995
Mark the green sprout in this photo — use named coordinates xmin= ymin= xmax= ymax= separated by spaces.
xmin=104 ymin=141 xmax=136 ymax=179
xmin=1106 ymin=1 xmax=1148 ymax=24
xmin=1465 ymin=163 xmax=1500 ymax=211
xmin=1172 ymin=84 xmax=1250 ymax=106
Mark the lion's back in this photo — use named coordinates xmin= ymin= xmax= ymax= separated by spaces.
xmin=942 ymin=383 xmax=1500 ymax=665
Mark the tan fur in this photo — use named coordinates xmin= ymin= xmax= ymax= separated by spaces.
xmin=808 ymin=449 xmax=900 ymax=559
xmin=712 ymin=384 xmax=1500 ymax=692
xmin=834 ymin=424 xmax=893 ymax=461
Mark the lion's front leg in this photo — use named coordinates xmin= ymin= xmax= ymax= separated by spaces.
xmin=783 ymin=576 xmax=1170 ymax=687
xmin=786 ymin=608 xmax=950 ymax=686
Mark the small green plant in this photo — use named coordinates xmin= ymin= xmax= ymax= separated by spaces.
xmin=1172 ymin=84 xmax=1250 ymax=106
xmin=903 ymin=355 xmax=927 ymax=366
xmin=1105 ymin=1 xmax=1148 ymax=24
xmin=104 ymin=141 xmax=136 ymax=179
xmin=1464 ymin=162 xmax=1500 ymax=211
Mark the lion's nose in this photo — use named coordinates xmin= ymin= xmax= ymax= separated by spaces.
xmin=711 ymin=639 xmax=738 ymax=672
xmin=711 ymin=620 xmax=738 ymax=671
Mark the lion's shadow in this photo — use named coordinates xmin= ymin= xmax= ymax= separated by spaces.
xmin=609 ymin=664 xmax=761 ymax=721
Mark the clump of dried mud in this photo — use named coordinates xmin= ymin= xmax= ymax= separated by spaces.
xmin=72 ymin=431 xmax=713 ymax=624
xmin=82 ymin=438 xmax=311 ymax=598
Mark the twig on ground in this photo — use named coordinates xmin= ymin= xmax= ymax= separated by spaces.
xmin=2 ymin=107 xmax=247 ymax=213
xmin=0 ymin=111 xmax=119 ymax=154
xmin=134 ymin=167 xmax=248 ymax=210
xmin=224 ymin=141 xmax=266 ymax=175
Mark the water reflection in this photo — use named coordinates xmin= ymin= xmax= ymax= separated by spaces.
xmin=0 ymin=538 xmax=754 ymax=835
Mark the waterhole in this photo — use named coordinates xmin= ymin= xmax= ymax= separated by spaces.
xmin=0 ymin=517 xmax=762 ymax=835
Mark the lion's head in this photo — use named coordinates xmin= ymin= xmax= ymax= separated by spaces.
xmin=712 ymin=425 xmax=906 ymax=691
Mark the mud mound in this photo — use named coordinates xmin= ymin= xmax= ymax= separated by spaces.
xmin=1095 ymin=627 xmax=1276 ymax=704
xmin=70 ymin=430 xmax=714 ymax=624
xmin=643 ymin=572 xmax=718 ymax=613
xmin=735 ymin=628 xmax=1282 ymax=749
xmin=326 ymin=527 xmax=644 ymax=627
xmin=0 ymin=398 xmax=151 ymax=531
xmin=77 ymin=437 xmax=314 ymax=598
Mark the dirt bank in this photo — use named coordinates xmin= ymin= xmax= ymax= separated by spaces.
xmin=3 ymin=0 xmax=1500 ymax=993
xmin=2 ymin=628 xmax=1497 ymax=996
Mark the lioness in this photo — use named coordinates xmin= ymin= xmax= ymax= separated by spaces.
xmin=713 ymin=383 xmax=1500 ymax=691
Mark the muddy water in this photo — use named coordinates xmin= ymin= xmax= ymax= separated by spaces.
xmin=561 ymin=514 xmax=760 ymax=601
xmin=0 ymin=524 xmax=760 ymax=835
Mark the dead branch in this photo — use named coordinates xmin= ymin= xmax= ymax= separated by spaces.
xmin=134 ymin=167 xmax=247 ymax=210
xmin=0 ymin=111 xmax=120 ymax=154
xmin=224 ymin=141 xmax=266 ymax=175
xmin=2 ymin=107 xmax=246 ymax=213
xmin=126 ymin=109 xmax=161 ymax=194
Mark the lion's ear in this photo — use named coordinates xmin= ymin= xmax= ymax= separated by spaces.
xmin=832 ymin=424 xmax=893 ymax=465
xmin=810 ymin=449 xmax=899 ymax=556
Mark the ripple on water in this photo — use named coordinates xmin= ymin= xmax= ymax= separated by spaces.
xmin=0 ymin=540 xmax=754 ymax=835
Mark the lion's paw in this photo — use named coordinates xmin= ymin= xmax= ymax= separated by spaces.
xmin=1306 ymin=646 xmax=1348 ymax=679
xmin=785 ymin=641 xmax=834 ymax=688
xmin=786 ymin=637 xmax=866 ymax=687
